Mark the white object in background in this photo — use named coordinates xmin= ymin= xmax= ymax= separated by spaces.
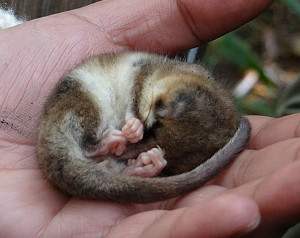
xmin=187 ymin=47 xmax=199 ymax=64
xmin=233 ymin=70 xmax=259 ymax=98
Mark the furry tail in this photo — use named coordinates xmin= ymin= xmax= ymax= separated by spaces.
xmin=0 ymin=8 xmax=23 ymax=29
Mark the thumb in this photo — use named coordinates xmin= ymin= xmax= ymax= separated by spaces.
xmin=73 ymin=0 xmax=272 ymax=53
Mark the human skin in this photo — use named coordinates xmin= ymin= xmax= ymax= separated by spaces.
xmin=3 ymin=0 xmax=299 ymax=237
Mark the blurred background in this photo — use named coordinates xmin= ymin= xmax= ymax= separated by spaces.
xmin=187 ymin=0 xmax=300 ymax=118
xmin=2 ymin=0 xmax=300 ymax=237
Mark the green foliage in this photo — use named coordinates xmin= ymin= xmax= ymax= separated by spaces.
xmin=207 ymin=33 xmax=275 ymax=86
xmin=279 ymin=0 xmax=300 ymax=17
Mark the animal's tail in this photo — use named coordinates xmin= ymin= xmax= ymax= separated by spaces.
xmin=109 ymin=117 xmax=251 ymax=203
xmin=39 ymin=117 xmax=250 ymax=203
xmin=0 ymin=8 xmax=23 ymax=29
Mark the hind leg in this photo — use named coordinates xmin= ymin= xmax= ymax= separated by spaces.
xmin=123 ymin=148 xmax=167 ymax=177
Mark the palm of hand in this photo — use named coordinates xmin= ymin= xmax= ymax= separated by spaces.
xmin=2 ymin=112 xmax=300 ymax=238
xmin=0 ymin=136 xmax=240 ymax=237
xmin=1 ymin=1 xmax=298 ymax=236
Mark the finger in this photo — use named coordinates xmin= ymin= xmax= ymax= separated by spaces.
xmin=115 ymin=143 xmax=126 ymax=156
xmin=171 ymin=185 xmax=227 ymax=208
xmin=122 ymin=119 xmax=135 ymax=133
xmin=231 ymin=161 xmax=300 ymax=225
xmin=139 ymin=153 xmax=152 ymax=165
xmin=110 ymin=130 xmax=123 ymax=136
xmin=212 ymin=115 xmax=300 ymax=187
xmin=133 ymin=160 xmax=143 ymax=168
xmin=246 ymin=115 xmax=272 ymax=142
xmin=107 ymin=194 xmax=260 ymax=238
xmin=127 ymin=126 xmax=144 ymax=143
xmin=214 ymin=137 xmax=300 ymax=187
xmin=75 ymin=0 xmax=271 ymax=52
xmin=125 ymin=123 xmax=141 ymax=139
xmin=248 ymin=114 xmax=300 ymax=149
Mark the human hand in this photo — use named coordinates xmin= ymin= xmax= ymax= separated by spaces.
xmin=208 ymin=114 xmax=300 ymax=237
xmin=0 ymin=0 xmax=272 ymax=237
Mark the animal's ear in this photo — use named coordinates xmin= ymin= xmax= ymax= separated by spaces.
xmin=155 ymin=97 xmax=187 ymax=119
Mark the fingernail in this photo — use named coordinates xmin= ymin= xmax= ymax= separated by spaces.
xmin=244 ymin=215 xmax=261 ymax=233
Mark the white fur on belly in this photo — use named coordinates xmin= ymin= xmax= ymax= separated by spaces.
xmin=70 ymin=53 xmax=149 ymax=131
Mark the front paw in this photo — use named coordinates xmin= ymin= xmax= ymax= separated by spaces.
xmin=122 ymin=118 xmax=144 ymax=143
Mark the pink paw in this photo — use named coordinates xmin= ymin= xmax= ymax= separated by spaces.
xmin=86 ymin=130 xmax=127 ymax=157
xmin=100 ymin=130 xmax=127 ymax=156
xmin=122 ymin=118 xmax=144 ymax=143
xmin=123 ymin=148 xmax=167 ymax=177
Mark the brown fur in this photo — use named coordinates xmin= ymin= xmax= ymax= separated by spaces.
xmin=130 ymin=60 xmax=238 ymax=175
xmin=37 ymin=77 xmax=103 ymax=193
